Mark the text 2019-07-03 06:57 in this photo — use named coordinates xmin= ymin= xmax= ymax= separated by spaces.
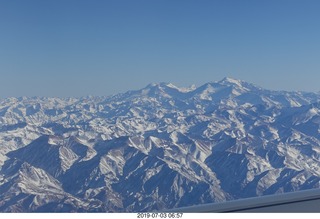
xmin=137 ymin=213 xmax=183 ymax=218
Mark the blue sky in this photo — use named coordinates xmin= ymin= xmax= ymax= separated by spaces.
xmin=1 ymin=0 xmax=320 ymax=97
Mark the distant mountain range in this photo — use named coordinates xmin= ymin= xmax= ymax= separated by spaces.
xmin=1 ymin=77 xmax=320 ymax=212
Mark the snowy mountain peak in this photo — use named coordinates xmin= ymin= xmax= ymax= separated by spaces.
xmin=219 ymin=77 xmax=243 ymax=86
xmin=146 ymin=82 xmax=175 ymax=89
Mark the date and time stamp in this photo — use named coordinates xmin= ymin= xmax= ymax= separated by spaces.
xmin=137 ymin=213 xmax=184 ymax=218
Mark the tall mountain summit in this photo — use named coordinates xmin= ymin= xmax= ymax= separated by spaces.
xmin=0 ymin=77 xmax=320 ymax=212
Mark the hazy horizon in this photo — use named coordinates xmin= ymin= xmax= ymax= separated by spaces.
xmin=1 ymin=0 xmax=320 ymax=97
xmin=1 ymin=76 xmax=319 ymax=99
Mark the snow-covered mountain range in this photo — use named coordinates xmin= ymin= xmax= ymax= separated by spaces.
xmin=1 ymin=77 xmax=320 ymax=212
